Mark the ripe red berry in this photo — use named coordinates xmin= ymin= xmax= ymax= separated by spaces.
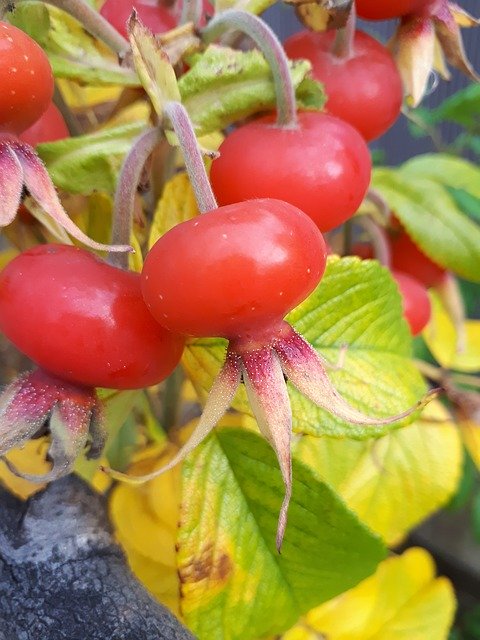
xmin=0 ymin=22 xmax=54 ymax=135
xmin=19 ymin=102 xmax=69 ymax=146
xmin=0 ymin=244 xmax=185 ymax=389
xmin=210 ymin=112 xmax=371 ymax=232
xmin=100 ymin=0 xmax=176 ymax=38
xmin=356 ymin=0 xmax=433 ymax=20
xmin=141 ymin=199 xmax=327 ymax=339
xmin=391 ymin=231 xmax=447 ymax=288
xmin=284 ymin=30 xmax=403 ymax=141
xmin=392 ymin=270 xmax=431 ymax=335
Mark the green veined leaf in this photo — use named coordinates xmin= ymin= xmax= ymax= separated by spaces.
xmin=183 ymin=257 xmax=427 ymax=439
xmin=373 ymin=167 xmax=480 ymax=282
xmin=178 ymin=426 xmax=386 ymax=640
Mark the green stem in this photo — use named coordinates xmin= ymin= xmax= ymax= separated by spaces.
xmin=53 ymin=84 xmax=83 ymax=137
xmin=11 ymin=0 xmax=130 ymax=55
xmin=161 ymin=366 xmax=184 ymax=431
xmin=356 ymin=215 xmax=391 ymax=268
xmin=163 ymin=101 xmax=217 ymax=213
xmin=202 ymin=9 xmax=297 ymax=128
xmin=332 ymin=3 xmax=356 ymax=60
xmin=110 ymin=127 xmax=162 ymax=269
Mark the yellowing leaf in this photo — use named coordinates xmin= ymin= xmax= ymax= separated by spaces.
xmin=149 ymin=172 xmax=199 ymax=248
xmin=128 ymin=231 xmax=144 ymax=273
xmin=58 ymin=79 xmax=122 ymax=110
xmin=0 ymin=438 xmax=50 ymax=499
xmin=460 ymin=419 xmax=480 ymax=470
xmin=109 ymin=440 xmax=182 ymax=615
xmin=0 ymin=247 xmax=19 ymax=270
xmin=425 ymin=293 xmax=480 ymax=372
xmin=129 ymin=13 xmax=181 ymax=118
xmin=283 ymin=548 xmax=456 ymax=640
xmin=294 ymin=400 xmax=462 ymax=546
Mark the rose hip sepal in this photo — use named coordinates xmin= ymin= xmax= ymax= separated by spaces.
xmin=104 ymin=198 xmax=435 ymax=551
xmin=0 ymin=369 xmax=104 ymax=482
xmin=0 ymin=136 xmax=131 ymax=252
xmin=0 ymin=244 xmax=185 ymax=480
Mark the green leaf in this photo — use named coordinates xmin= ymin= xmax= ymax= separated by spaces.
xmin=447 ymin=187 xmax=480 ymax=223
xmin=215 ymin=0 xmax=276 ymax=16
xmin=10 ymin=2 xmax=139 ymax=86
xmin=8 ymin=1 xmax=50 ymax=43
xmin=183 ymin=257 xmax=427 ymax=439
xmin=179 ymin=45 xmax=325 ymax=135
xmin=178 ymin=426 xmax=386 ymax=640
xmin=430 ymin=84 xmax=480 ymax=129
xmin=128 ymin=12 xmax=180 ymax=118
xmin=400 ymin=154 xmax=480 ymax=199
xmin=37 ymin=122 xmax=147 ymax=194
xmin=372 ymin=167 xmax=480 ymax=282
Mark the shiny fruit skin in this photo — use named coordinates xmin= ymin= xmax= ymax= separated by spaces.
xmin=0 ymin=244 xmax=185 ymax=389
xmin=391 ymin=232 xmax=447 ymax=288
xmin=19 ymin=102 xmax=69 ymax=146
xmin=210 ymin=112 xmax=371 ymax=233
xmin=284 ymin=30 xmax=403 ymax=141
xmin=141 ymin=199 xmax=327 ymax=339
xmin=356 ymin=0 xmax=432 ymax=20
xmin=0 ymin=22 xmax=54 ymax=134
xmin=393 ymin=270 xmax=431 ymax=335
xmin=100 ymin=0 xmax=176 ymax=38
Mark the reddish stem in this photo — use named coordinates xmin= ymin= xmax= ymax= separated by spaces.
xmin=332 ymin=3 xmax=356 ymax=60
xmin=110 ymin=127 xmax=162 ymax=269
xmin=163 ymin=101 xmax=217 ymax=213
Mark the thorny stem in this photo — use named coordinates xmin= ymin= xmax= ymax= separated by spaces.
xmin=7 ymin=0 xmax=129 ymax=55
xmin=180 ymin=0 xmax=203 ymax=27
xmin=110 ymin=127 xmax=162 ymax=269
xmin=163 ymin=101 xmax=217 ymax=213
xmin=356 ymin=215 xmax=392 ymax=268
xmin=332 ymin=2 xmax=356 ymax=59
xmin=202 ymin=9 xmax=298 ymax=128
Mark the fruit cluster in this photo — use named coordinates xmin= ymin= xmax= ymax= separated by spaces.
xmin=0 ymin=0 xmax=469 ymax=549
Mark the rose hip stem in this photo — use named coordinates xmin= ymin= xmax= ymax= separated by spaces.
xmin=180 ymin=0 xmax=204 ymax=27
xmin=202 ymin=9 xmax=298 ymax=128
xmin=332 ymin=2 xmax=356 ymax=59
xmin=110 ymin=128 xmax=162 ymax=269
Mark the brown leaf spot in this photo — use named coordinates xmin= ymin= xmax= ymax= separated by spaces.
xmin=178 ymin=542 xmax=232 ymax=585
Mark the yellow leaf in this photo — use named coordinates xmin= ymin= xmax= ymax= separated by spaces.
xmin=58 ymin=79 xmax=122 ymax=110
xmin=109 ymin=440 xmax=182 ymax=615
xmin=0 ymin=247 xmax=19 ymax=270
xmin=294 ymin=400 xmax=462 ymax=546
xmin=460 ymin=419 xmax=480 ymax=470
xmin=424 ymin=293 xmax=480 ymax=372
xmin=128 ymin=230 xmax=144 ymax=272
xmin=149 ymin=172 xmax=199 ymax=248
xmin=0 ymin=438 xmax=50 ymax=499
xmin=283 ymin=548 xmax=455 ymax=640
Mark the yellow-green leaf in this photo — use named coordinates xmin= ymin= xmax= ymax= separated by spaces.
xmin=183 ymin=257 xmax=427 ymax=439
xmin=128 ymin=12 xmax=181 ymax=118
xmin=293 ymin=400 xmax=462 ymax=546
xmin=178 ymin=426 xmax=386 ymax=640
xmin=149 ymin=172 xmax=199 ymax=248
xmin=424 ymin=293 xmax=480 ymax=372
xmin=372 ymin=167 xmax=480 ymax=282
xmin=282 ymin=547 xmax=456 ymax=640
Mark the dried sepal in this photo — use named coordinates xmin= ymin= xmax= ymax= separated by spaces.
xmin=449 ymin=3 xmax=480 ymax=28
xmin=283 ymin=0 xmax=352 ymax=32
xmin=0 ymin=142 xmax=23 ymax=227
xmin=102 ymin=352 xmax=242 ymax=484
xmin=394 ymin=16 xmax=435 ymax=107
xmin=242 ymin=348 xmax=292 ymax=551
xmin=11 ymin=141 xmax=132 ymax=253
xmin=432 ymin=6 xmax=480 ymax=82
xmin=433 ymin=36 xmax=451 ymax=80
xmin=0 ymin=369 xmax=101 ymax=483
